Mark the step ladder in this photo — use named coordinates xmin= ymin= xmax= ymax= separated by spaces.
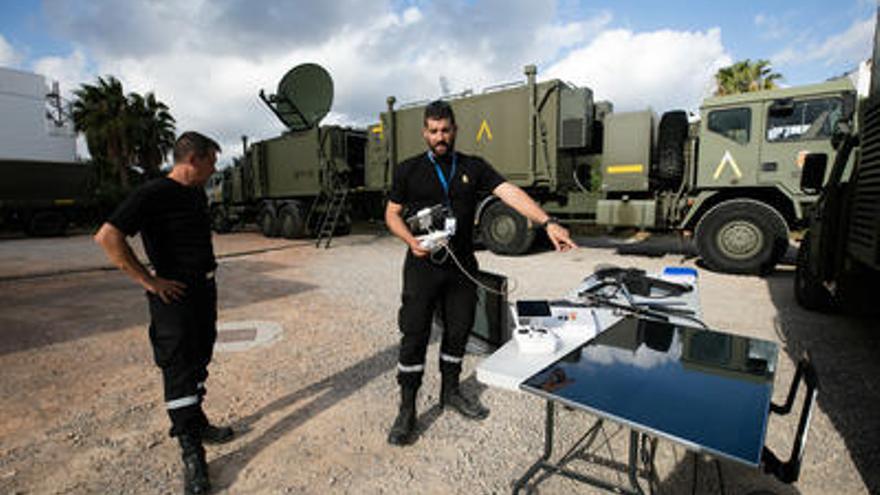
xmin=314 ymin=184 xmax=348 ymax=249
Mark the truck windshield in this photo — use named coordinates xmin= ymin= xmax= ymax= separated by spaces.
xmin=766 ymin=98 xmax=842 ymax=142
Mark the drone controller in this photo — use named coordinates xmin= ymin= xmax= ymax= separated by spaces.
xmin=407 ymin=205 xmax=456 ymax=253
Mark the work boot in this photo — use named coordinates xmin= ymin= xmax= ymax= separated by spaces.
xmin=387 ymin=386 xmax=418 ymax=446
xmin=200 ymin=422 xmax=234 ymax=445
xmin=441 ymin=373 xmax=489 ymax=420
xmin=178 ymin=433 xmax=210 ymax=495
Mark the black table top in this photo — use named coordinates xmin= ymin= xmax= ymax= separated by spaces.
xmin=521 ymin=315 xmax=779 ymax=466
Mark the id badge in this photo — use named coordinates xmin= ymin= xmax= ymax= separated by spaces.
xmin=444 ymin=217 xmax=457 ymax=235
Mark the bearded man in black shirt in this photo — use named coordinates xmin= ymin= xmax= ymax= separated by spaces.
xmin=95 ymin=131 xmax=229 ymax=495
xmin=385 ymin=101 xmax=577 ymax=446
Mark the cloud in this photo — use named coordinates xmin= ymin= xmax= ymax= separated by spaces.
xmin=772 ymin=17 xmax=874 ymax=67
xmin=544 ymin=27 xmax=732 ymax=112
xmin=0 ymin=34 xmax=21 ymax=66
xmin=30 ymin=49 xmax=91 ymax=98
xmin=31 ymin=0 xmax=731 ymax=164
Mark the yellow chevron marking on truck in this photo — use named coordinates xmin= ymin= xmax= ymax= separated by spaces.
xmin=606 ymin=164 xmax=644 ymax=174
xmin=713 ymin=150 xmax=743 ymax=180
xmin=476 ymin=119 xmax=493 ymax=142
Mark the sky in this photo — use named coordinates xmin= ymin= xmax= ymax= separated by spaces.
xmin=0 ymin=0 xmax=876 ymax=164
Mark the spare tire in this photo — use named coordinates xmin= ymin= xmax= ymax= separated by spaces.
xmin=655 ymin=110 xmax=688 ymax=189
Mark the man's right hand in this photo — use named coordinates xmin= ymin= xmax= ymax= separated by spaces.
xmin=408 ymin=239 xmax=431 ymax=258
xmin=145 ymin=276 xmax=187 ymax=303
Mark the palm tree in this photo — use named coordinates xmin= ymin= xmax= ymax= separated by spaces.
xmin=129 ymin=92 xmax=176 ymax=177
xmin=72 ymin=76 xmax=176 ymax=188
xmin=72 ymin=76 xmax=136 ymax=188
xmin=715 ymin=59 xmax=782 ymax=96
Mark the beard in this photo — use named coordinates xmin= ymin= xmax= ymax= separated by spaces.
xmin=430 ymin=139 xmax=454 ymax=157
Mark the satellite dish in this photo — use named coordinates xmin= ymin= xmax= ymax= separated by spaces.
xmin=262 ymin=63 xmax=333 ymax=131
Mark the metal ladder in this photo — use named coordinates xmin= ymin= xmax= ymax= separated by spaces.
xmin=314 ymin=179 xmax=348 ymax=249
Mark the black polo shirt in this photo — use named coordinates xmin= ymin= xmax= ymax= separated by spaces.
xmin=109 ymin=177 xmax=217 ymax=278
xmin=388 ymin=151 xmax=505 ymax=258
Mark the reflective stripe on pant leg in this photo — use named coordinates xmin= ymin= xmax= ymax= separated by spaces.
xmin=397 ymin=257 xmax=443 ymax=388
xmin=439 ymin=271 xmax=477 ymax=373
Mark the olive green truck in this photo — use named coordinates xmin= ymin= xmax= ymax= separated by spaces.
xmin=373 ymin=66 xmax=854 ymax=274
xmin=216 ymin=63 xmax=856 ymax=275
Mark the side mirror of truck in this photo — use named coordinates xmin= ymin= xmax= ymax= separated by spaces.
xmin=800 ymin=153 xmax=828 ymax=194
xmin=769 ymin=99 xmax=795 ymax=118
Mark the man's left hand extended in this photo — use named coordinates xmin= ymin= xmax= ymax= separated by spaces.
xmin=546 ymin=223 xmax=577 ymax=252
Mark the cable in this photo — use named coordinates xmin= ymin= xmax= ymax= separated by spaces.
xmin=443 ymin=243 xmax=518 ymax=296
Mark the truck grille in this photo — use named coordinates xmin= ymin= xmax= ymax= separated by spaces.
xmin=849 ymin=94 xmax=880 ymax=267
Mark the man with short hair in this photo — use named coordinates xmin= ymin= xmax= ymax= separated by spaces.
xmin=385 ymin=100 xmax=576 ymax=445
xmin=95 ymin=131 xmax=231 ymax=495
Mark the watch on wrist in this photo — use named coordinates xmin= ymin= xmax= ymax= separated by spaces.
xmin=542 ymin=216 xmax=560 ymax=229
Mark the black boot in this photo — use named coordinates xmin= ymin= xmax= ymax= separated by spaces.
xmin=178 ymin=433 xmax=210 ymax=495
xmin=387 ymin=386 xmax=418 ymax=446
xmin=440 ymin=372 xmax=489 ymax=420
xmin=200 ymin=423 xmax=234 ymax=444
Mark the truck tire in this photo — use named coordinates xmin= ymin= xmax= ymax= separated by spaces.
xmin=694 ymin=199 xmax=788 ymax=275
xmin=26 ymin=211 xmax=68 ymax=237
xmin=794 ymin=233 xmax=835 ymax=311
xmin=278 ymin=204 xmax=306 ymax=239
xmin=259 ymin=209 xmax=279 ymax=238
xmin=211 ymin=207 xmax=232 ymax=234
xmin=655 ymin=110 xmax=688 ymax=189
xmin=480 ymin=201 xmax=535 ymax=255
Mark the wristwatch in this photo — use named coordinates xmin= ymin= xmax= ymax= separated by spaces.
xmin=541 ymin=216 xmax=560 ymax=229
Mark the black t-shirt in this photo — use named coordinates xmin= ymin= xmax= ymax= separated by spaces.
xmin=109 ymin=177 xmax=217 ymax=277
xmin=388 ymin=151 xmax=505 ymax=258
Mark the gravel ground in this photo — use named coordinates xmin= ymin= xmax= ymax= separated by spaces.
xmin=0 ymin=228 xmax=876 ymax=494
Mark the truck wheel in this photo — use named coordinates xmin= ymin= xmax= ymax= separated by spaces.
xmin=278 ymin=205 xmax=306 ymax=239
xmin=26 ymin=211 xmax=68 ymax=237
xmin=211 ymin=207 xmax=232 ymax=234
xmin=695 ymin=199 xmax=788 ymax=275
xmin=480 ymin=201 xmax=535 ymax=255
xmin=655 ymin=110 xmax=688 ymax=189
xmin=259 ymin=209 xmax=279 ymax=238
xmin=794 ymin=233 xmax=834 ymax=311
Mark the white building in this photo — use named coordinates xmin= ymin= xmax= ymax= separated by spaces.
xmin=0 ymin=66 xmax=77 ymax=162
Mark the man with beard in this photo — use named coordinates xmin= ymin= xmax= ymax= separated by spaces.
xmin=384 ymin=100 xmax=577 ymax=445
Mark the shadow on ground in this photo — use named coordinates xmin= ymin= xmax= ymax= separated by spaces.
xmin=764 ymin=266 xmax=880 ymax=493
xmin=0 ymin=258 xmax=316 ymax=356
xmin=210 ymin=329 xmax=489 ymax=491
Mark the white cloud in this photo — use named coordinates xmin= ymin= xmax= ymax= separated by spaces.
xmin=30 ymin=49 xmax=90 ymax=99
xmin=772 ymin=17 xmax=874 ymax=67
xmin=29 ymin=0 xmax=738 ymax=163
xmin=0 ymin=34 xmax=20 ymax=66
xmin=544 ymin=27 xmax=732 ymax=112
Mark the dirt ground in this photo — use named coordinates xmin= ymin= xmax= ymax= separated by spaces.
xmin=0 ymin=227 xmax=877 ymax=494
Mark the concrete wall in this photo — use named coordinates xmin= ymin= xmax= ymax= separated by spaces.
xmin=0 ymin=67 xmax=76 ymax=162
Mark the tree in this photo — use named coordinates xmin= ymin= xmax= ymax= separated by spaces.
xmin=715 ymin=59 xmax=783 ymax=96
xmin=72 ymin=76 xmax=176 ymax=188
xmin=129 ymin=92 xmax=176 ymax=177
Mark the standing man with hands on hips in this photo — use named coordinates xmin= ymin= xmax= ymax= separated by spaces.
xmin=384 ymin=100 xmax=577 ymax=446
xmin=94 ymin=131 xmax=231 ymax=495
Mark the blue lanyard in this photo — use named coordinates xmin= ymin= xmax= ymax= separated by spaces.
xmin=427 ymin=151 xmax=456 ymax=204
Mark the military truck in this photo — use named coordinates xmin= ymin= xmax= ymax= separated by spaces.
xmin=794 ymin=10 xmax=880 ymax=313
xmin=374 ymin=66 xmax=855 ymax=274
xmin=210 ymin=64 xmax=375 ymax=242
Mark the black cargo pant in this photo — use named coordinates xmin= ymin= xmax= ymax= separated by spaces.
xmin=147 ymin=273 xmax=217 ymax=437
xmin=396 ymin=253 xmax=477 ymax=389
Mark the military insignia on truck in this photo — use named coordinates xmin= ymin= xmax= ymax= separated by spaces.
xmin=476 ymin=119 xmax=493 ymax=142
xmin=713 ymin=150 xmax=743 ymax=180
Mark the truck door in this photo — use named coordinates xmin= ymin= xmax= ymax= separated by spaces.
xmin=760 ymin=96 xmax=842 ymax=192
xmin=697 ymin=106 xmax=759 ymax=188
